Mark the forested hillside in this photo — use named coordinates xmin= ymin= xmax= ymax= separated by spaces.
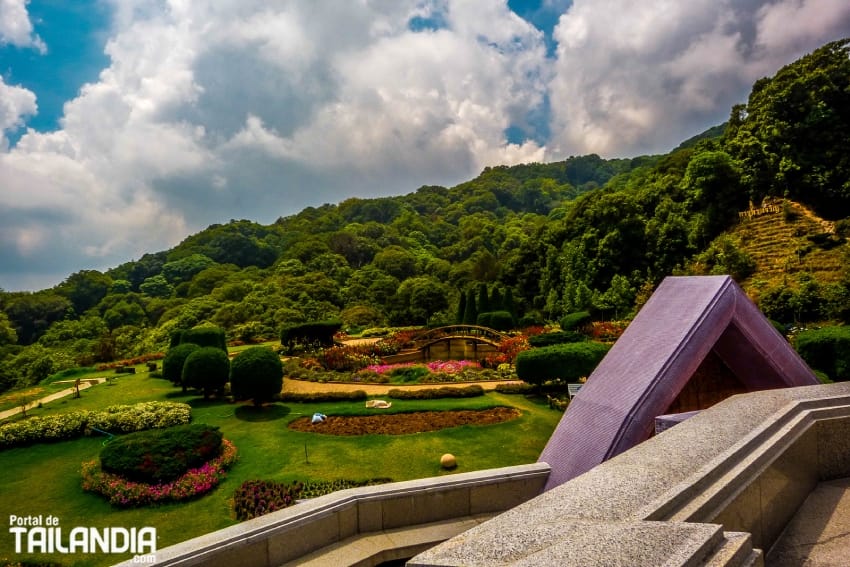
xmin=1 ymin=38 xmax=849 ymax=394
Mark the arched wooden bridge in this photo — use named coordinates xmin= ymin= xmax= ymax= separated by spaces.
xmin=385 ymin=325 xmax=507 ymax=364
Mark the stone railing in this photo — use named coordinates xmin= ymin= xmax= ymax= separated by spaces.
xmin=117 ymin=462 xmax=550 ymax=567
xmin=411 ymin=382 xmax=850 ymax=566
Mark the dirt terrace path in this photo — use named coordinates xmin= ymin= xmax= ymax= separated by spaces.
xmin=283 ymin=377 xmax=523 ymax=396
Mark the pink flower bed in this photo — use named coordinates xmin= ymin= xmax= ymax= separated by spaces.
xmin=81 ymin=439 xmax=238 ymax=507
xmin=364 ymin=360 xmax=480 ymax=375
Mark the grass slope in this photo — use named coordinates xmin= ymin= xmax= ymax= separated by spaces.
xmin=0 ymin=374 xmax=561 ymax=566
xmin=733 ymin=200 xmax=845 ymax=292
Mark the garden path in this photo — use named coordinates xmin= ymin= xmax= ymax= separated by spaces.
xmin=283 ymin=377 xmax=523 ymax=396
xmin=0 ymin=378 xmax=107 ymax=421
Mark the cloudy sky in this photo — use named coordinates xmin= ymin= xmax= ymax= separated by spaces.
xmin=1 ymin=0 xmax=849 ymax=291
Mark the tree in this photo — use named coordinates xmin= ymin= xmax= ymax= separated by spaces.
xmin=58 ymin=270 xmax=112 ymax=315
xmin=463 ymin=289 xmax=478 ymax=325
xmin=456 ymin=291 xmax=467 ymax=324
xmin=139 ymin=275 xmax=174 ymax=298
xmin=230 ymin=346 xmax=283 ymax=406
xmin=725 ymin=39 xmax=850 ymax=218
xmin=0 ymin=312 xmax=17 ymax=346
xmin=182 ymin=347 xmax=230 ymax=399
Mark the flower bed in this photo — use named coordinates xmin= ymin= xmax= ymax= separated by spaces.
xmin=81 ymin=439 xmax=237 ymax=507
xmin=0 ymin=401 xmax=192 ymax=449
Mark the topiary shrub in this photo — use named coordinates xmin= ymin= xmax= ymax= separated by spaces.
xmin=182 ymin=347 xmax=230 ymax=399
xmin=528 ymin=331 xmax=586 ymax=347
xmin=162 ymin=343 xmax=200 ymax=386
xmin=180 ymin=326 xmax=228 ymax=351
xmin=516 ymin=342 xmax=611 ymax=386
xmin=231 ymin=346 xmax=284 ymax=405
xmin=99 ymin=423 xmax=223 ymax=484
xmin=795 ymin=326 xmax=850 ymax=382
xmin=559 ymin=311 xmax=592 ymax=332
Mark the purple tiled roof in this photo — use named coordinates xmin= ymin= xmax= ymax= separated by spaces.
xmin=538 ymin=275 xmax=818 ymax=490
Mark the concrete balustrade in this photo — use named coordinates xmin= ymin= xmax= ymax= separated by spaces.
xmin=411 ymin=382 xmax=850 ymax=566
xmin=118 ymin=462 xmax=550 ymax=567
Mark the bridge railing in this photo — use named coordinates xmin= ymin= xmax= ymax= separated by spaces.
xmin=411 ymin=325 xmax=507 ymax=347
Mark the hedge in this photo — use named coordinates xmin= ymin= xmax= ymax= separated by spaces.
xmin=516 ymin=342 xmax=611 ymax=386
xmin=795 ymin=326 xmax=850 ymax=382
xmin=0 ymin=401 xmax=192 ymax=449
xmin=476 ymin=311 xmax=514 ymax=331
xmin=278 ymin=390 xmax=368 ymax=403
xmin=528 ymin=331 xmax=586 ymax=347
xmin=280 ymin=320 xmax=342 ymax=352
xmin=387 ymin=385 xmax=485 ymax=400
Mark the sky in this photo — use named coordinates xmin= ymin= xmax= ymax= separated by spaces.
xmin=1 ymin=0 xmax=849 ymax=292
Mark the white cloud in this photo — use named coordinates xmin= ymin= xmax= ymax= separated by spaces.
xmin=0 ymin=76 xmax=36 ymax=149
xmin=2 ymin=0 xmax=849 ymax=290
xmin=0 ymin=0 xmax=45 ymax=52
xmin=0 ymin=0 xmax=550 ymax=290
xmin=548 ymin=0 xmax=850 ymax=157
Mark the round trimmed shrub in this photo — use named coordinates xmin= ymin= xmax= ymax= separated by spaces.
xmin=99 ymin=423 xmax=223 ymax=484
xmin=181 ymin=326 xmax=228 ymax=351
xmin=516 ymin=342 xmax=611 ymax=386
xmin=182 ymin=347 xmax=230 ymax=399
xmin=163 ymin=343 xmax=200 ymax=385
xmin=230 ymin=346 xmax=283 ymax=406
xmin=559 ymin=311 xmax=592 ymax=332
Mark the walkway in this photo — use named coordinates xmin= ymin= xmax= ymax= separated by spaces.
xmin=0 ymin=378 xmax=107 ymax=421
xmin=767 ymin=477 xmax=850 ymax=566
xmin=283 ymin=377 xmax=523 ymax=396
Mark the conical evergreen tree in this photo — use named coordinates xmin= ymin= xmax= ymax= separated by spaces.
xmin=456 ymin=291 xmax=467 ymax=324
xmin=477 ymin=283 xmax=491 ymax=315
xmin=503 ymin=287 xmax=516 ymax=320
xmin=463 ymin=289 xmax=478 ymax=324
xmin=490 ymin=287 xmax=503 ymax=311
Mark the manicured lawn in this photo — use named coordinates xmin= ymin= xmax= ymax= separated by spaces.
xmin=0 ymin=374 xmax=561 ymax=566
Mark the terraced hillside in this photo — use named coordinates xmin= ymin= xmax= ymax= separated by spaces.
xmin=732 ymin=199 xmax=846 ymax=291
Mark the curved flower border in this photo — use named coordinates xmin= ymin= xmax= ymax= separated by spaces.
xmin=81 ymin=439 xmax=238 ymax=507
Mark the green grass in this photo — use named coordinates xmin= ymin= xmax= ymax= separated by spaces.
xmin=0 ymin=375 xmax=561 ymax=566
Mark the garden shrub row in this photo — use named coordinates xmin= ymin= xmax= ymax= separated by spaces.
xmin=278 ymin=390 xmax=368 ymax=403
xmin=476 ymin=311 xmax=514 ymax=331
xmin=528 ymin=330 xmax=586 ymax=347
xmin=495 ymin=382 xmax=535 ymax=394
xmin=516 ymin=342 xmax=611 ymax=386
xmin=100 ymin=424 xmax=223 ymax=483
xmin=387 ymin=385 xmax=484 ymax=399
xmin=0 ymin=401 xmax=192 ymax=449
